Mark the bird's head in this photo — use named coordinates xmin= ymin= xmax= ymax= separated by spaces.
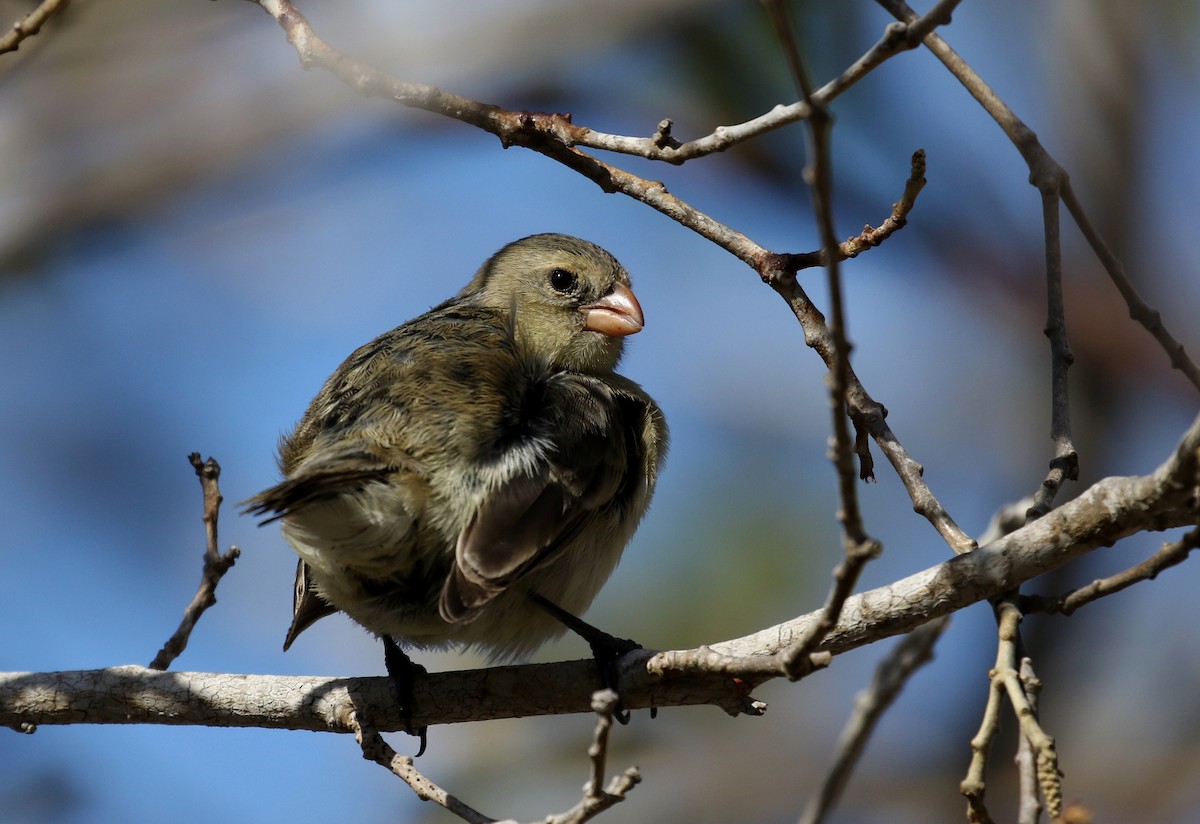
xmin=460 ymin=234 xmax=644 ymax=373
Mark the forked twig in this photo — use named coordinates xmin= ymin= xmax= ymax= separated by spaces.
xmin=961 ymin=599 xmax=1062 ymax=822
xmin=148 ymin=454 xmax=241 ymax=671
xmin=348 ymin=691 xmax=639 ymax=824
xmin=350 ymin=710 xmax=499 ymax=824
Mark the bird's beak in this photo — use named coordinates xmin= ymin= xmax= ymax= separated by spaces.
xmin=582 ymin=282 xmax=644 ymax=337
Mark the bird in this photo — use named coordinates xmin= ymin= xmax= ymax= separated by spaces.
xmin=243 ymin=233 xmax=667 ymax=740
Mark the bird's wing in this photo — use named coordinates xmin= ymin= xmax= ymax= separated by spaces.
xmin=439 ymin=376 xmax=643 ymax=623
xmin=243 ymin=439 xmax=417 ymax=648
xmin=242 ymin=456 xmax=394 ymax=523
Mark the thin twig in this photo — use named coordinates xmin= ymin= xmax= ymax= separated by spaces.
xmin=571 ymin=0 xmax=960 ymax=165
xmin=764 ymin=160 xmax=973 ymax=554
xmin=347 ymin=691 xmax=638 ymax=824
xmin=960 ymin=661 xmax=1002 ymax=823
xmin=1015 ymin=656 xmax=1044 ymax=824
xmin=0 ymin=0 xmax=71 ymax=56
xmin=1060 ymin=182 xmax=1200 ymax=392
xmin=1023 ymin=527 xmax=1200 ymax=616
xmin=995 ymin=603 xmax=1061 ymax=820
xmin=248 ymin=0 xmax=763 ymax=267
xmin=989 ymin=175 xmax=1077 ymax=814
xmin=876 ymin=0 xmax=1200 ymax=395
xmin=960 ymin=599 xmax=1062 ymax=822
xmin=148 ymin=454 xmax=241 ymax=671
xmin=800 ymin=617 xmax=948 ymax=824
xmin=784 ymin=149 xmax=929 ymax=271
xmin=1026 ymin=187 xmax=1080 ymax=520
xmin=350 ymin=710 xmax=501 ymax=824
xmin=760 ymin=0 xmax=883 ymax=681
xmin=543 ymin=690 xmax=642 ymax=824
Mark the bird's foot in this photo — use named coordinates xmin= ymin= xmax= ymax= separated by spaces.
xmin=527 ymin=591 xmax=655 ymax=724
xmin=382 ymin=635 xmax=429 ymax=756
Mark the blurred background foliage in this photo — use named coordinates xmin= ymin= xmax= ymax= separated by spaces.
xmin=1 ymin=1 xmax=1198 ymax=822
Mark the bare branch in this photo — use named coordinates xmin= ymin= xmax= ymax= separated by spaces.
xmin=876 ymin=0 xmax=1200 ymax=395
xmin=757 ymin=152 xmax=968 ymax=556
xmin=148 ymin=454 xmax=241 ymax=671
xmin=350 ymin=710 xmax=500 ymax=824
xmin=995 ymin=602 xmax=1062 ymax=819
xmin=543 ymin=690 xmax=641 ymax=824
xmin=8 ymin=404 xmax=1196 ymax=734
xmin=1060 ymin=182 xmax=1200 ymax=392
xmin=960 ymin=660 xmax=1002 ymax=823
xmin=1015 ymin=657 xmax=1045 ymax=824
xmin=0 ymin=0 xmax=70 ymax=56
xmin=246 ymin=0 xmax=768 ymax=266
xmin=1026 ymin=188 xmax=1080 ymax=521
xmin=961 ymin=600 xmax=1061 ymax=822
xmin=571 ymin=1 xmax=960 ymax=164
xmin=767 ymin=265 xmax=975 ymax=554
xmin=349 ymin=690 xmax=639 ymax=824
xmin=750 ymin=0 xmax=890 ymax=684
xmin=1024 ymin=527 xmax=1200 ymax=616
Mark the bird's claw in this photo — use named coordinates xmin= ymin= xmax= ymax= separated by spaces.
xmin=527 ymin=591 xmax=655 ymax=722
xmin=382 ymin=635 xmax=429 ymax=756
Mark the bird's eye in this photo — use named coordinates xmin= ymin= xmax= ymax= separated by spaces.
xmin=548 ymin=268 xmax=578 ymax=293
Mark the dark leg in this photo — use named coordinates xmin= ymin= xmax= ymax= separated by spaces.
xmin=526 ymin=591 xmax=655 ymax=723
xmin=381 ymin=635 xmax=429 ymax=756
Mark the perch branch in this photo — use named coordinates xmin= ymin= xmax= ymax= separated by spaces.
xmin=9 ymin=414 xmax=1177 ymax=735
xmin=4 ymin=417 xmax=1196 ymax=734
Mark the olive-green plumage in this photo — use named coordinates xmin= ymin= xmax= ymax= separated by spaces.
xmin=245 ymin=234 xmax=667 ymax=661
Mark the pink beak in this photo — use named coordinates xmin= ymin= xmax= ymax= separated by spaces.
xmin=581 ymin=282 xmax=644 ymax=337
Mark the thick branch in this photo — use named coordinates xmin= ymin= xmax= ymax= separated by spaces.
xmin=6 ymin=412 xmax=1195 ymax=733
